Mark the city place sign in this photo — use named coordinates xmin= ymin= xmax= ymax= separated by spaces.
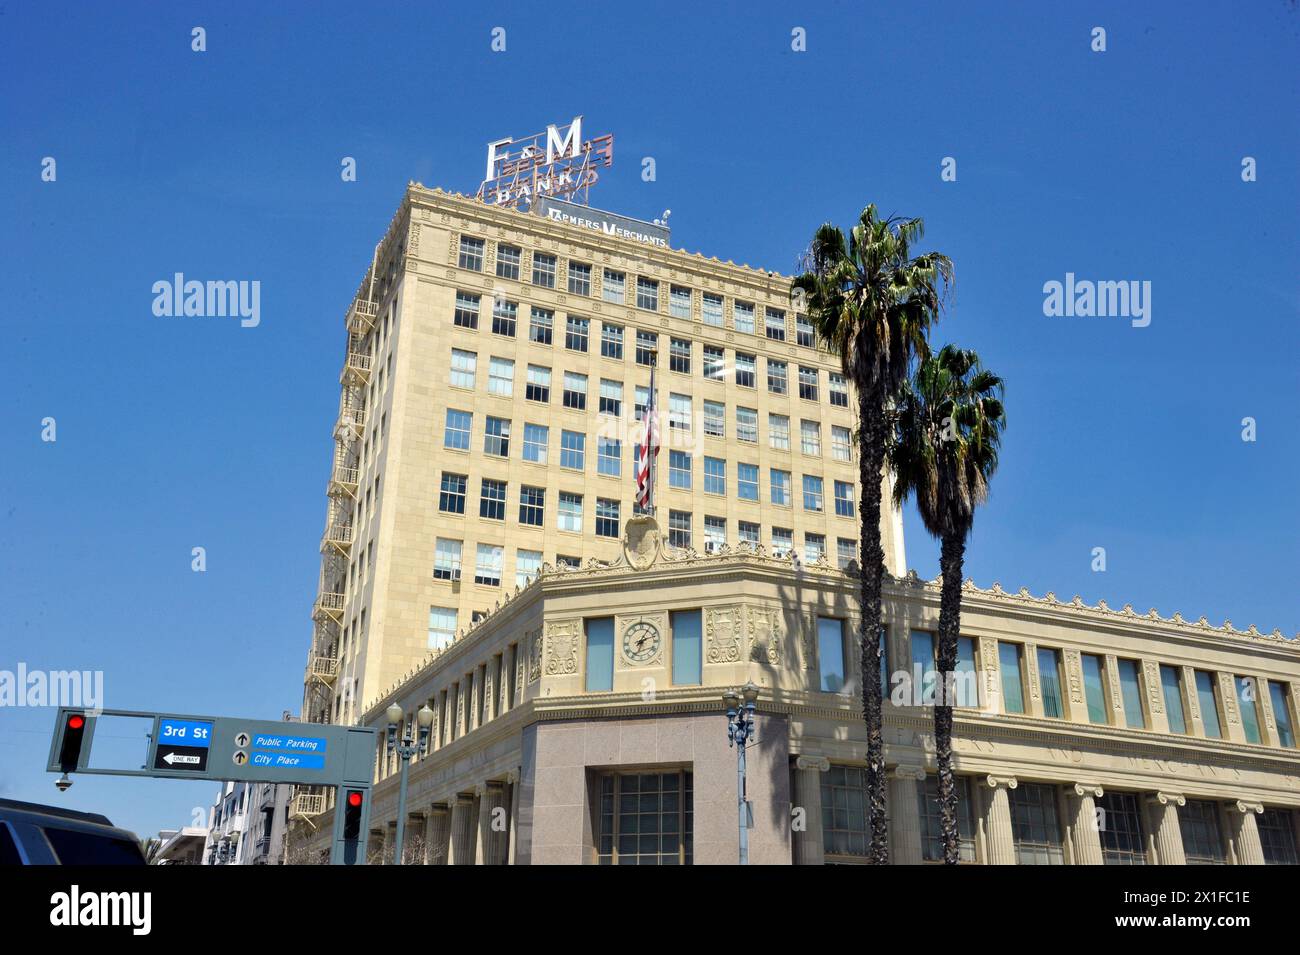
xmin=476 ymin=115 xmax=613 ymax=209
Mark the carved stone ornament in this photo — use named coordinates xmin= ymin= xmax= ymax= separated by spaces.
xmin=748 ymin=605 xmax=784 ymax=665
xmin=526 ymin=629 xmax=543 ymax=684
xmin=545 ymin=620 xmax=580 ymax=676
xmin=622 ymin=515 xmax=662 ymax=571
xmin=705 ymin=607 xmax=743 ymax=664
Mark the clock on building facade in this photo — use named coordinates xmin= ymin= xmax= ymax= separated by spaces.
xmin=622 ymin=620 xmax=662 ymax=665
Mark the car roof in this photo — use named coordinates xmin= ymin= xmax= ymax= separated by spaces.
xmin=0 ymin=798 xmax=132 ymax=836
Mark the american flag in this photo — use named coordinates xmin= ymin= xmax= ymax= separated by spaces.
xmin=634 ymin=363 xmax=659 ymax=510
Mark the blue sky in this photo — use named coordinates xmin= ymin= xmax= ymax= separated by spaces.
xmin=1 ymin=2 xmax=1296 ymax=839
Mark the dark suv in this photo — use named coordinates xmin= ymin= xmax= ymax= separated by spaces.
xmin=0 ymin=799 xmax=146 ymax=865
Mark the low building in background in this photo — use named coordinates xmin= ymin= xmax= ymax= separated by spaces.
xmin=153 ymin=826 xmax=206 ymax=865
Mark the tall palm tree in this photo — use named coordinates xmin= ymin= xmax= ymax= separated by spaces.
xmin=890 ymin=344 xmax=1005 ymax=864
xmin=793 ymin=205 xmax=952 ymax=864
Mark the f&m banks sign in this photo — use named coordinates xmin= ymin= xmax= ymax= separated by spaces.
xmin=534 ymin=197 xmax=670 ymax=248
xmin=477 ymin=115 xmax=613 ymax=209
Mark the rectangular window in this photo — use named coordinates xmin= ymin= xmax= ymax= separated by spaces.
xmin=444 ymin=409 xmax=472 ymax=450
xmin=585 ymin=618 xmax=615 ymax=692
xmin=669 ymin=337 xmax=691 ymax=375
xmin=439 ymin=473 xmax=467 ymax=514
xmin=525 ymin=364 xmax=551 ymax=403
xmin=1082 ymin=654 xmax=1108 ymax=724
xmin=804 ymin=532 xmax=826 ymax=564
xmin=595 ymin=771 xmax=693 ymax=865
xmin=769 ymin=414 xmax=791 ymax=450
xmin=704 ymin=457 xmax=726 ymax=495
xmin=818 ymin=617 xmax=847 ymax=692
xmin=516 ymin=549 xmax=541 ymax=588
xmin=999 ymin=642 xmax=1026 ymax=714
xmin=568 ymin=261 xmax=591 ymax=296
xmin=955 ymin=637 xmax=979 ymax=707
xmin=454 ymin=291 xmax=480 ymax=329
xmin=802 ymin=474 xmax=824 ymax=512
xmin=737 ymin=463 xmax=759 ymax=501
xmin=799 ymin=366 xmax=819 ymax=401
xmin=491 ymin=298 xmax=517 ymax=337
xmin=735 ymin=352 xmax=756 ymax=387
xmin=704 ymin=515 xmax=726 ymax=553
xmin=601 ymin=322 xmax=623 ymax=359
xmin=598 ymin=379 xmax=623 ymax=416
xmin=531 ymin=252 xmax=556 ymax=288
xmin=702 ymin=293 xmax=723 ymax=327
xmin=771 ymin=527 xmax=793 ymax=558
xmin=1098 ymin=792 xmax=1149 ymax=865
xmin=821 ymin=765 xmax=869 ymax=859
xmin=733 ymin=301 xmax=755 ymax=335
xmin=450 ymin=349 xmax=476 ymax=389
xmin=488 ymin=356 xmax=514 ymax=397
xmin=918 ymin=776 xmax=976 ymax=863
xmin=832 ymin=425 xmax=852 ymax=462
xmin=1259 ymin=808 xmax=1299 ymax=864
xmin=522 ymin=423 xmax=548 ymax=463
xmin=736 ymin=406 xmax=757 ymax=443
xmin=458 ymin=236 xmax=484 ymax=271
xmin=1269 ymin=682 xmax=1296 ymax=747
xmin=764 ymin=307 xmax=786 ymax=341
xmin=1010 ymin=783 xmax=1064 ymax=865
xmin=635 ymin=330 xmax=658 ymax=366
xmin=836 ymin=538 xmax=855 ymax=570
xmin=596 ymin=498 xmax=620 ymax=538
xmin=834 ymin=481 xmax=855 ymax=518
xmin=518 ymin=485 xmax=545 ymax=527
xmin=496 ymin=244 xmax=521 ymax=280
xmin=669 ymin=450 xmax=692 ymax=489
xmin=563 ymin=371 xmax=587 ymax=410
xmin=529 ymin=306 xmax=553 ymax=345
xmin=480 ymin=478 xmax=506 ymax=520
xmin=768 ymin=359 xmax=788 ymax=395
xmin=428 ymin=607 xmax=457 ymax=649
xmin=636 ymin=277 xmax=659 ymax=311
xmin=1118 ymin=659 xmax=1146 ymax=729
xmin=668 ymin=393 xmax=692 ymax=432
xmin=738 ymin=521 xmax=760 ymax=547
xmin=433 ymin=538 xmax=462 ymax=581
xmin=770 ymin=469 xmax=791 ymax=507
xmin=635 ymin=386 xmax=650 ymax=421
xmin=703 ymin=400 xmax=725 ymax=438
xmin=703 ymin=345 xmax=725 ymax=380
xmin=1161 ymin=665 xmax=1187 ymax=734
xmin=474 ymin=543 xmax=503 ymax=586
xmin=829 ymin=373 xmax=848 ymax=407
xmin=912 ymin=630 xmax=936 ymax=702
xmin=1038 ymin=647 xmax=1065 ymax=719
xmin=483 ymin=416 xmax=511 ymax=457
xmin=671 ymin=610 xmax=702 ymax=685
xmin=560 ymin=431 xmax=585 ymax=470
xmin=670 ymin=285 xmax=692 ymax=319
xmin=602 ymin=269 xmax=625 ymax=304
xmin=1236 ymin=676 xmax=1262 ymax=744
xmin=1181 ymin=800 xmax=1226 ymax=864
xmin=597 ymin=437 xmax=621 ymax=477
xmin=565 ymin=316 xmax=589 ymax=353
xmin=668 ymin=510 xmax=691 ymax=549
xmin=799 ymin=420 xmax=820 ymax=455
xmin=796 ymin=313 xmax=814 ymax=347
xmin=558 ymin=492 xmax=583 ymax=532
xmin=1195 ymin=670 xmax=1222 ymax=738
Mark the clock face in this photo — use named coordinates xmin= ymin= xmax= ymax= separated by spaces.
xmin=622 ymin=620 xmax=662 ymax=665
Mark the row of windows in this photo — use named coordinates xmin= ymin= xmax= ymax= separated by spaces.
xmin=824 ymin=770 xmax=1298 ymax=865
xmin=457 ymin=237 xmax=821 ymax=347
xmin=448 ymin=296 xmax=847 ymax=403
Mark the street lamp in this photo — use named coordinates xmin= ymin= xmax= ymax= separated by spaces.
xmin=386 ymin=702 xmax=434 ymax=865
xmin=723 ymin=681 xmax=760 ymax=864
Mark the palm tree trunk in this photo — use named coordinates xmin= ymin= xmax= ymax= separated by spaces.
xmin=857 ymin=389 xmax=889 ymax=864
xmin=935 ymin=532 xmax=966 ymax=864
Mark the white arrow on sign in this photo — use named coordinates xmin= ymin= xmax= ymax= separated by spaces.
xmin=162 ymin=752 xmax=201 ymax=766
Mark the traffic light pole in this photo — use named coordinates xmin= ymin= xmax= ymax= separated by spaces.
xmin=330 ymin=784 xmax=371 ymax=865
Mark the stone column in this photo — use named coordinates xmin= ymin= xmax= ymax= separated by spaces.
xmin=791 ymin=755 xmax=829 ymax=865
xmin=1228 ymin=801 xmax=1266 ymax=865
xmin=1069 ymin=784 xmax=1105 ymax=865
xmin=478 ymin=780 xmax=509 ymax=865
xmin=983 ymin=776 xmax=1018 ymax=865
xmin=1146 ymin=792 xmax=1186 ymax=865
xmin=404 ymin=811 xmax=426 ymax=865
xmin=506 ymin=771 xmax=521 ymax=865
xmin=888 ymin=766 xmax=927 ymax=865
xmin=367 ymin=829 xmax=385 ymax=866
xmin=450 ymin=792 xmax=478 ymax=865
xmin=426 ymin=802 xmax=451 ymax=865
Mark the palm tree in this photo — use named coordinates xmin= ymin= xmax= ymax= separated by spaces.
xmin=793 ymin=205 xmax=952 ymax=864
xmin=890 ymin=344 xmax=1005 ymax=864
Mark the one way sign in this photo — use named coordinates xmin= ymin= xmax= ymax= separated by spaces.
xmin=152 ymin=745 xmax=208 ymax=772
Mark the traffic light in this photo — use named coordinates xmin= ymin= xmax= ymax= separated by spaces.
xmin=343 ymin=789 xmax=363 ymax=840
xmin=58 ymin=711 xmax=87 ymax=773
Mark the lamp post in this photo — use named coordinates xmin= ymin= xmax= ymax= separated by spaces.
xmin=386 ymin=702 xmax=434 ymax=865
xmin=723 ymin=682 xmax=759 ymax=865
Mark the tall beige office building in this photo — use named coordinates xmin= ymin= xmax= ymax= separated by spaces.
xmin=303 ymin=184 xmax=897 ymax=728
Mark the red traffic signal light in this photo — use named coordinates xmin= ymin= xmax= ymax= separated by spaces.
xmin=347 ymin=791 xmax=363 ymax=808
xmin=59 ymin=711 xmax=88 ymax=773
xmin=68 ymin=714 xmax=85 ymax=730
xmin=343 ymin=789 xmax=364 ymax=840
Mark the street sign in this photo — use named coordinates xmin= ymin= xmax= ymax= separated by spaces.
xmin=152 ymin=717 xmax=212 ymax=772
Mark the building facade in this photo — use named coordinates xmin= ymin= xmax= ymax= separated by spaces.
xmin=202 ymin=778 xmax=291 ymax=865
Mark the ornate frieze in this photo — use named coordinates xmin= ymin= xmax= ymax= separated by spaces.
xmin=1064 ymin=649 xmax=1084 ymax=705
xmin=1143 ymin=660 xmax=1164 ymax=715
xmin=527 ymin=628 xmax=543 ymax=684
xmin=544 ymin=620 xmax=580 ymax=676
xmin=705 ymin=606 xmax=743 ymax=664
xmin=1106 ymin=655 xmax=1124 ymax=715
xmin=1026 ymin=643 xmax=1041 ymax=703
xmin=1219 ymin=672 xmax=1240 ymax=726
xmin=748 ymin=605 xmax=784 ymax=666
